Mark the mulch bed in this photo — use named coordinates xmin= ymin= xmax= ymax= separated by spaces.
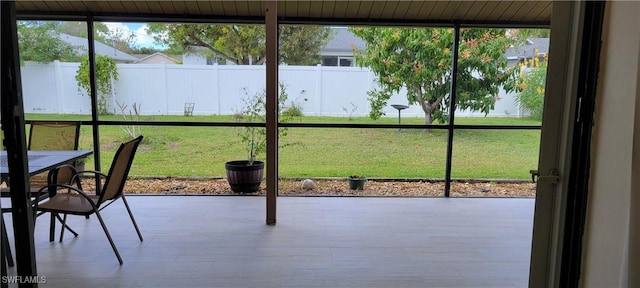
xmin=81 ymin=178 xmax=537 ymax=198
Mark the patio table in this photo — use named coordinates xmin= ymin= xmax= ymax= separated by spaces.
xmin=1 ymin=150 xmax=92 ymax=267
xmin=1 ymin=150 xmax=93 ymax=185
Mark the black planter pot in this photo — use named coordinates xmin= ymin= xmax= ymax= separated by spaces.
xmin=225 ymin=160 xmax=264 ymax=193
xmin=348 ymin=177 xmax=366 ymax=190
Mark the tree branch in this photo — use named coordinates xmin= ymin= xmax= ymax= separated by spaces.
xmin=433 ymin=93 xmax=446 ymax=111
xmin=185 ymin=32 xmax=238 ymax=64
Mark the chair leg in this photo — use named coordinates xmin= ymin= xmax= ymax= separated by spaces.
xmin=55 ymin=214 xmax=78 ymax=239
xmin=49 ymin=213 xmax=56 ymax=242
xmin=94 ymin=210 xmax=123 ymax=265
xmin=1 ymin=247 xmax=7 ymax=288
xmin=1 ymin=216 xmax=14 ymax=268
xmin=122 ymin=195 xmax=143 ymax=242
xmin=59 ymin=214 xmax=68 ymax=242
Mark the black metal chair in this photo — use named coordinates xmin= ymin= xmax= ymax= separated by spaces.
xmin=1 ymin=160 xmax=82 ymax=268
xmin=2 ymin=121 xmax=82 ymax=267
xmin=34 ymin=136 xmax=144 ymax=265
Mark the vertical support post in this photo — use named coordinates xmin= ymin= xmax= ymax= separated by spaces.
xmin=265 ymin=1 xmax=278 ymax=225
xmin=87 ymin=18 xmax=102 ymax=194
xmin=1 ymin=1 xmax=39 ymax=285
xmin=559 ymin=1 xmax=605 ymax=286
xmin=444 ymin=24 xmax=461 ymax=197
xmin=397 ymin=110 xmax=402 ymax=131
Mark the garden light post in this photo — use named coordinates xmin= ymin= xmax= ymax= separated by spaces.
xmin=391 ymin=104 xmax=409 ymax=131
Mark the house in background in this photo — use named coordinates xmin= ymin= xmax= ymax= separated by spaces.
xmin=182 ymin=46 xmax=229 ymax=65
xmin=505 ymin=37 xmax=550 ymax=66
xmin=133 ymin=52 xmax=181 ymax=64
xmin=320 ymin=27 xmax=365 ymax=67
xmin=322 ymin=28 xmax=550 ymax=68
xmin=58 ymin=33 xmax=138 ymax=63
xmin=181 ymin=27 xmax=366 ymax=66
xmin=178 ymin=27 xmax=548 ymax=68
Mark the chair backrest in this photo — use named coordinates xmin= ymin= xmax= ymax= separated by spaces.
xmin=97 ymin=136 xmax=143 ymax=206
xmin=28 ymin=121 xmax=81 ymax=151
xmin=46 ymin=164 xmax=83 ymax=193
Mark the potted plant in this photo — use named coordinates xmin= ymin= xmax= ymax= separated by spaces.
xmin=225 ymin=84 xmax=300 ymax=193
xmin=347 ymin=175 xmax=366 ymax=190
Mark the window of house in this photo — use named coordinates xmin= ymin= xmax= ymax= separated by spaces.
xmin=207 ymin=56 xmax=226 ymax=65
xmin=339 ymin=57 xmax=353 ymax=66
xmin=322 ymin=56 xmax=337 ymax=66
xmin=322 ymin=56 xmax=354 ymax=67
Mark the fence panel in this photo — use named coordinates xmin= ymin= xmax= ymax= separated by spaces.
xmin=20 ymin=61 xmax=526 ymax=118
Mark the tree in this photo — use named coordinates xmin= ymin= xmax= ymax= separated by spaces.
xmin=350 ymin=27 xmax=520 ymax=129
xmin=129 ymin=46 xmax=162 ymax=54
xmin=17 ymin=21 xmax=80 ymax=63
xmin=59 ymin=21 xmax=137 ymax=53
xmin=75 ymin=55 xmax=119 ymax=115
xmin=18 ymin=21 xmax=138 ymax=63
xmin=515 ymin=53 xmax=548 ymax=120
xmin=507 ymin=28 xmax=550 ymax=62
xmin=146 ymin=24 xmax=333 ymax=65
xmin=508 ymin=28 xmax=550 ymax=50
xmin=18 ymin=21 xmax=122 ymax=115
xmin=101 ymin=28 xmax=136 ymax=54
xmin=58 ymin=21 xmax=110 ymax=39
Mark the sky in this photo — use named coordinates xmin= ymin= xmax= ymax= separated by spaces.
xmin=103 ymin=22 xmax=166 ymax=49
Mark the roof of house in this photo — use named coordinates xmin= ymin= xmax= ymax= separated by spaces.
xmin=58 ymin=33 xmax=139 ymax=63
xmin=323 ymin=27 xmax=366 ymax=53
xmin=324 ymin=29 xmax=549 ymax=62
xmin=505 ymin=38 xmax=550 ymax=60
xmin=133 ymin=52 xmax=181 ymax=64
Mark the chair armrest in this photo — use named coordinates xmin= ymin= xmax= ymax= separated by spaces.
xmin=71 ymin=170 xmax=107 ymax=195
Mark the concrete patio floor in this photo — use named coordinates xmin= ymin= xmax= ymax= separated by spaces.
xmin=4 ymin=196 xmax=534 ymax=287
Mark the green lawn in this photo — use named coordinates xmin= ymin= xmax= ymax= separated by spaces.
xmin=25 ymin=114 xmax=541 ymax=180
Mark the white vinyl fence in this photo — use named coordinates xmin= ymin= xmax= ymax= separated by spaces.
xmin=21 ymin=61 xmax=528 ymax=118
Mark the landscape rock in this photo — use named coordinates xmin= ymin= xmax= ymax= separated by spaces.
xmin=301 ymin=179 xmax=317 ymax=190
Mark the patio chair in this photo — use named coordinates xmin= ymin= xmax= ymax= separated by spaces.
xmin=1 ymin=121 xmax=81 ymax=191
xmin=2 ymin=163 xmax=82 ymax=268
xmin=42 ymin=164 xmax=85 ymax=242
xmin=27 ymin=121 xmax=82 ymax=186
xmin=2 ymin=121 xmax=82 ymax=267
xmin=34 ymin=136 xmax=144 ymax=265
xmin=27 ymin=121 xmax=81 ymax=151
xmin=27 ymin=121 xmax=82 ymax=241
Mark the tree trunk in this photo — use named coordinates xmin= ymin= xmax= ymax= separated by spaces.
xmin=423 ymin=105 xmax=434 ymax=133
xmin=415 ymin=85 xmax=441 ymax=133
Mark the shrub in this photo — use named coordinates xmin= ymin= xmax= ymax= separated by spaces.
xmin=281 ymin=89 xmax=307 ymax=117
xmin=515 ymin=55 xmax=548 ymax=120
xmin=75 ymin=55 xmax=119 ymax=115
xmin=236 ymin=83 xmax=303 ymax=164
